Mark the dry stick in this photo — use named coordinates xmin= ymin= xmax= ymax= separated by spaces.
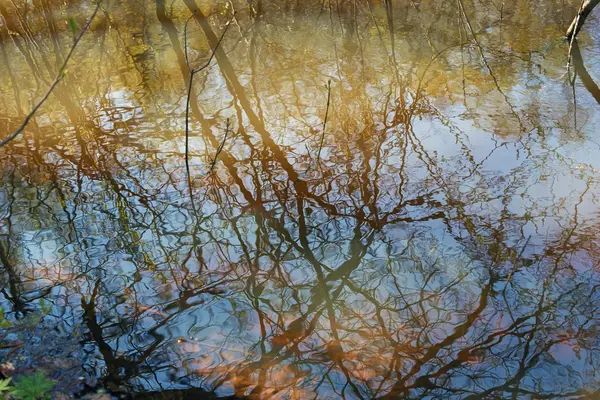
xmin=316 ymin=80 xmax=332 ymax=165
xmin=183 ymin=11 xmax=234 ymax=166
xmin=0 ymin=1 xmax=102 ymax=148
xmin=209 ymin=118 xmax=230 ymax=173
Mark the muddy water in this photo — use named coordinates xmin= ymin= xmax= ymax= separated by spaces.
xmin=1 ymin=0 xmax=600 ymax=398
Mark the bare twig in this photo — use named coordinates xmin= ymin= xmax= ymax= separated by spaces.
xmin=316 ymin=80 xmax=332 ymax=165
xmin=0 ymin=342 xmax=24 ymax=348
xmin=209 ymin=118 xmax=230 ymax=173
xmin=183 ymin=10 xmax=197 ymax=72
xmin=183 ymin=11 xmax=234 ymax=165
xmin=0 ymin=341 xmax=24 ymax=357
xmin=0 ymin=1 xmax=102 ymax=148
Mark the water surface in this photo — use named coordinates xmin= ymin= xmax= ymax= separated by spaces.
xmin=1 ymin=0 xmax=600 ymax=398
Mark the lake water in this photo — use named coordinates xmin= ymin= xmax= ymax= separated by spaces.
xmin=1 ymin=0 xmax=600 ymax=398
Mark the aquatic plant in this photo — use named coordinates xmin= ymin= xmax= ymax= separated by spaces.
xmin=0 ymin=373 xmax=55 ymax=400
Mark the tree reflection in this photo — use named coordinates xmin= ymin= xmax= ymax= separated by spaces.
xmin=1 ymin=0 xmax=600 ymax=399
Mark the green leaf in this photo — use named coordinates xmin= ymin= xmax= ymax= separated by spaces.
xmin=0 ymin=378 xmax=12 ymax=393
xmin=0 ymin=307 xmax=10 ymax=328
xmin=67 ymin=17 xmax=78 ymax=35
xmin=39 ymin=298 xmax=52 ymax=315
xmin=10 ymin=372 xmax=55 ymax=400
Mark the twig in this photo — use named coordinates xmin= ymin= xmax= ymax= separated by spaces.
xmin=183 ymin=11 xmax=234 ymax=166
xmin=0 ymin=342 xmax=24 ymax=349
xmin=183 ymin=11 xmax=197 ymax=72
xmin=209 ymin=118 xmax=230 ymax=173
xmin=316 ymin=80 xmax=332 ymax=165
xmin=0 ymin=341 xmax=24 ymax=357
xmin=0 ymin=1 xmax=102 ymax=148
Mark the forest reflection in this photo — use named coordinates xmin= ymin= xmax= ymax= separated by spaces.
xmin=1 ymin=0 xmax=600 ymax=398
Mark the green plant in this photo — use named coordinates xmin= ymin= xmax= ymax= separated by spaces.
xmin=0 ymin=372 xmax=55 ymax=400
xmin=0 ymin=307 xmax=11 ymax=329
xmin=0 ymin=378 xmax=12 ymax=394
xmin=39 ymin=299 xmax=52 ymax=316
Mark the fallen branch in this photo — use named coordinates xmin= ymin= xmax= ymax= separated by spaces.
xmin=566 ymin=0 xmax=600 ymax=40
xmin=0 ymin=1 xmax=102 ymax=148
xmin=183 ymin=11 xmax=234 ymax=165
xmin=568 ymin=0 xmax=587 ymax=69
xmin=316 ymin=80 xmax=332 ymax=165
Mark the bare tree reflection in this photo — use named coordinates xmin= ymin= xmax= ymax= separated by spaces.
xmin=1 ymin=0 xmax=600 ymax=399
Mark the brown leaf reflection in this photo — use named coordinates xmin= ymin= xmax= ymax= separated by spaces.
xmin=2 ymin=0 xmax=600 ymax=399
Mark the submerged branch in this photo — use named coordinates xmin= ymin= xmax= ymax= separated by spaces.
xmin=0 ymin=1 xmax=102 ymax=148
